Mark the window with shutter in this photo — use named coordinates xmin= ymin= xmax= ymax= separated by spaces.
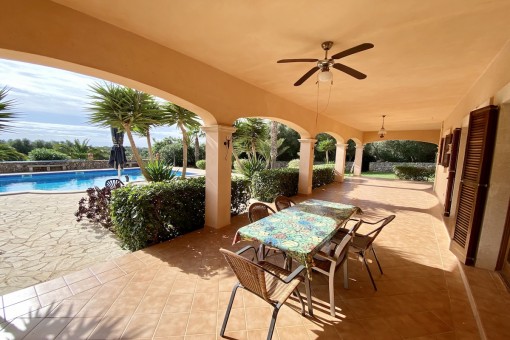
xmin=450 ymin=105 xmax=499 ymax=265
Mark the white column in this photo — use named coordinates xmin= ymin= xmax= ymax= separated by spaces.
xmin=298 ymin=139 xmax=317 ymax=195
xmin=334 ymin=143 xmax=348 ymax=182
xmin=353 ymin=144 xmax=364 ymax=176
xmin=201 ymin=125 xmax=236 ymax=229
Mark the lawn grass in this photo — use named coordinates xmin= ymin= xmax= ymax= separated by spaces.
xmin=344 ymin=172 xmax=397 ymax=179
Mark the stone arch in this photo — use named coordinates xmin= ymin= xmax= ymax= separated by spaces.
xmin=314 ymin=131 xmax=345 ymax=144
xmin=0 ymin=49 xmax=218 ymax=125
xmin=235 ymin=115 xmax=312 ymax=139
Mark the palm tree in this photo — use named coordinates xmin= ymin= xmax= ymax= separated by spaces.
xmin=54 ymin=139 xmax=92 ymax=159
xmin=0 ymin=86 xmax=16 ymax=133
xmin=317 ymin=138 xmax=336 ymax=164
xmin=133 ymin=98 xmax=162 ymax=161
xmin=269 ymin=121 xmax=279 ymax=168
xmin=162 ymin=103 xmax=201 ymax=178
xmin=233 ymin=118 xmax=269 ymax=160
xmin=189 ymin=125 xmax=204 ymax=166
xmin=88 ymin=82 xmax=160 ymax=179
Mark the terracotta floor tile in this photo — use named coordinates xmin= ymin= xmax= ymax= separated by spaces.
xmin=39 ymin=286 xmax=73 ymax=307
xmin=184 ymin=334 xmax=216 ymax=340
xmin=191 ymin=292 xmax=219 ymax=312
xmin=154 ymin=312 xmax=189 ymax=337
xmin=121 ymin=313 xmax=161 ymax=339
xmin=172 ymin=280 xmax=198 ymax=295
xmin=54 ymin=316 xmax=102 ymax=340
xmin=96 ymin=268 xmax=127 ymax=284
xmin=89 ymin=261 xmax=119 ymax=275
xmin=3 ymin=297 xmax=41 ymax=321
xmin=136 ymin=293 xmax=168 ymax=314
xmin=245 ymin=307 xmax=272 ymax=330
xmin=0 ymin=317 xmax=44 ymax=339
xmin=68 ymin=276 xmax=101 ymax=295
xmin=24 ymin=317 xmax=73 ymax=339
xmin=164 ymin=294 xmax=194 ymax=313
xmin=186 ymin=311 xmax=217 ymax=335
xmin=88 ymin=315 xmax=132 ymax=339
xmin=48 ymin=299 xmax=89 ymax=318
xmin=247 ymin=329 xmax=280 ymax=340
xmin=63 ymin=268 xmax=94 ymax=285
xmin=2 ymin=287 xmax=37 ymax=307
xmin=75 ymin=298 xmax=115 ymax=318
xmin=276 ymin=325 xmax=311 ymax=340
xmin=218 ymin=307 xmax=246 ymax=332
xmin=34 ymin=277 xmax=68 ymax=296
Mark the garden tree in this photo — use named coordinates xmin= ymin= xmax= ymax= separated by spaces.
xmin=369 ymin=140 xmax=437 ymax=162
xmin=277 ymin=124 xmax=300 ymax=161
xmin=54 ymin=139 xmax=92 ymax=159
xmin=314 ymin=133 xmax=337 ymax=162
xmin=189 ymin=125 xmax=205 ymax=166
xmin=0 ymin=143 xmax=26 ymax=161
xmin=0 ymin=86 xmax=16 ymax=134
xmin=132 ymin=98 xmax=163 ymax=161
xmin=317 ymin=137 xmax=336 ymax=163
xmin=233 ymin=118 xmax=269 ymax=160
xmin=88 ymin=82 xmax=160 ymax=179
xmin=162 ymin=103 xmax=201 ymax=178
xmin=153 ymin=137 xmax=205 ymax=167
xmin=258 ymin=137 xmax=290 ymax=169
xmin=270 ymin=121 xmax=278 ymax=168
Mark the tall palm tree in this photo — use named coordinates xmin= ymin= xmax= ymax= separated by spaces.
xmin=269 ymin=121 xmax=279 ymax=168
xmin=189 ymin=125 xmax=204 ymax=166
xmin=0 ymin=86 xmax=16 ymax=133
xmin=162 ymin=103 xmax=201 ymax=178
xmin=88 ymin=82 xmax=160 ymax=179
xmin=233 ymin=118 xmax=269 ymax=160
xmin=133 ymin=98 xmax=162 ymax=161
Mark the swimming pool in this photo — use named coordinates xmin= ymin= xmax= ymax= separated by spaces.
xmin=0 ymin=168 xmax=186 ymax=193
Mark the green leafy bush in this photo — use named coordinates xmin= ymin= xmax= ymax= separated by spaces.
xmin=312 ymin=164 xmax=335 ymax=188
xmin=234 ymin=157 xmax=266 ymax=180
xmin=252 ymin=165 xmax=336 ymax=202
xmin=196 ymin=159 xmax=206 ymax=170
xmin=28 ymin=148 xmax=70 ymax=161
xmin=252 ymin=168 xmax=300 ymax=202
xmin=111 ymin=177 xmax=206 ymax=251
xmin=287 ymin=159 xmax=300 ymax=168
xmin=109 ymin=176 xmax=251 ymax=251
xmin=394 ymin=165 xmax=435 ymax=181
xmin=231 ymin=177 xmax=251 ymax=215
xmin=145 ymin=160 xmax=177 ymax=182
xmin=75 ymin=187 xmax=114 ymax=230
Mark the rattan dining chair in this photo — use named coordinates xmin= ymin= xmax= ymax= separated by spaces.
xmin=220 ymin=247 xmax=306 ymax=340
xmin=274 ymin=195 xmax=296 ymax=211
xmin=105 ymin=178 xmax=124 ymax=189
xmin=311 ymin=223 xmax=358 ymax=317
xmin=248 ymin=202 xmax=283 ymax=260
xmin=333 ymin=215 xmax=396 ymax=291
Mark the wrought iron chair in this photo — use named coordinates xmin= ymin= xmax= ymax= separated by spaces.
xmin=274 ymin=195 xmax=296 ymax=211
xmin=219 ymin=247 xmax=306 ymax=340
xmin=105 ymin=178 xmax=124 ymax=189
xmin=248 ymin=202 xmax=283 ymax=260
xmin=332 ymin=215 xmax=396 ymax=291
xmin=312 ymin=223 xmax=359 ymax=316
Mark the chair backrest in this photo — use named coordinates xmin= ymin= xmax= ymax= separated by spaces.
xmin=274 ymin=195 xmax=296 ymax=211
xmin=220 ymin=248 xmax=271 ymax=302
xmin=248 ymin=203 xmax=276 ymax=223
xmin=358 ymin=215 xmax=396 ymax=249
xmin=105 ymin=178 xmax=124 ymax=189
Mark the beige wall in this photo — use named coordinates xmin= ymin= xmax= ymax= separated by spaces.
xmin=363 ymin=130 xmax=440 ymax=144
xmin=436 ymin=41 xmax=510 ymax=270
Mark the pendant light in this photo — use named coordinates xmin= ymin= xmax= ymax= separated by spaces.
xmin=378 ymin=115 xmax=387 ymax=138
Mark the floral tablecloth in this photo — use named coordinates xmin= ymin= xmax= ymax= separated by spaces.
xmin=234 ymin=199 xmax=361 ymax=276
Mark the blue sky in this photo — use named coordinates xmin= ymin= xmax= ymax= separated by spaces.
xmin=0 ymin=58 xmax=181 ymax=146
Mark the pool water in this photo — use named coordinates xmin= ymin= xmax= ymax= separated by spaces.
xmin=0 ymin=168 xmax=183 ymax=193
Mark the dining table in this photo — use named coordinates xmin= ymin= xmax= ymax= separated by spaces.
xmin=234 ymin=198 xmax=361 ymax=315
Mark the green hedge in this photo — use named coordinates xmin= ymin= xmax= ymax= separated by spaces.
xmin=287 ymin=159 xmax=300 ymax=168
xmin=394 ymin=165 xmax=435 ymax=181
xmin=196 ymin=160 xmax=206 ymax=170
xmin=109 ymin=176 xmax=251 ymax=251
xmin=252 ymin=165 xmax=336 ymax=202
xmin=28 ymin=148 xmax=70 ymax=160
xmin=312 ymin=164 xmax=335 ymax=188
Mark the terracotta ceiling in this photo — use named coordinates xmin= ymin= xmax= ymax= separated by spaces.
xmin=52 ymin=0 xmax=510 ymax=132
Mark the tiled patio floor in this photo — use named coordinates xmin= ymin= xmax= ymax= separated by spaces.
xmin=0 ymin=177 xmax=504 ymax=339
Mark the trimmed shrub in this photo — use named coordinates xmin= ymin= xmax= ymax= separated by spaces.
xmin=252 ymin=168 xmax=300 ymax=202
xmin=145 ymin=160 xmax=177 ymax=182
xmin=234 ymin=157 xmax=266 ymax=180
xmin=394 ymin=165 xmax=435 ymax=181
xmin=252 ymin=165 xmax=336 ymax=202
xmin=287 ymin=159 xmax=300 ymax=168
xmin=75 ymin=187 xmax=114 ymax=230
xmin=231 ymin=177 xmax=251 ymax=215
xmin=196 ymin=159 xmax=206 ymax=170
xmin=111 ymin=177 xmax=206 ymax=251
xmin=28 ymin=148 xmax=70 ymax=161
xmin=312 ymin=164 xmax=335 ymax=188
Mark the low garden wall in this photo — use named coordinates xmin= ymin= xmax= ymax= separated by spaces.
xmin=0 ymin=160 xmax=139 ymax=174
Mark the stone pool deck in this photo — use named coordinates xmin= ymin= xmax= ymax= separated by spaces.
xmin=0 ymin=192 xmax=129 ymax=295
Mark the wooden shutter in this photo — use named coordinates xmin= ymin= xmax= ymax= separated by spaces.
xmin=441 ymin=134 xmax=452 ymax=167
xmin=450 ymin=105 xmax=499 ymax=265
xmin=444 ymin=128 xmax=462 ymax=216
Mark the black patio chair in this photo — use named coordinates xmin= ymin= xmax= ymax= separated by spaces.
xmin=105 ymin=178 xmax=124 ymax=190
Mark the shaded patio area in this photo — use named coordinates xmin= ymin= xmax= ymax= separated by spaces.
xmin=0 ymin=177 xmax=503 ymax=339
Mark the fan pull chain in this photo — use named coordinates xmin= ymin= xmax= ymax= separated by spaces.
xmin=315 ymin=77 xmax=333 ymax=128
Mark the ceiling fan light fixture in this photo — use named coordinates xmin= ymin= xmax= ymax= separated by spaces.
xmin=318 ymin=70 xmax=333 ymax=82
xmin=379 ymin=115 xmax=387 ymax=138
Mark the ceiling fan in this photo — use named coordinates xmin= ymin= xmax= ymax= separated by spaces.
xmin=277 ymin=41 xmax=374 ymax=86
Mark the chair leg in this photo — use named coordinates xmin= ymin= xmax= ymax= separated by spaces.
xmin=343 ymin=260 xmax=349 ymax=289
xmin=362 ymin=253 xmax=377 ymax=291
xmin=371 ymin=247 xmax=383 ymax=275
xmin=295 ymin=289 xmax=306 ymax=316
xmin=267 ymin=304 xmax=281 ymax=340
xmin=220 ymin=283 xmax=240 ymax=337
xmin=328 ymin=274 xmax=335 ymax=317
xmin=305 ymin=275 xmax=314 ymax=316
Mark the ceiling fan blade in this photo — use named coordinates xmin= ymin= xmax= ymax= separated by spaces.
xmin=294 ymin=66 xmax=320 ymax=86
xmin=331 ymin=43 xmax=374 ymax=60
xmin=333 ymin=63 xmax=367 ymax=79
xmin=277 ymin=58 xmax=319 ymax=63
